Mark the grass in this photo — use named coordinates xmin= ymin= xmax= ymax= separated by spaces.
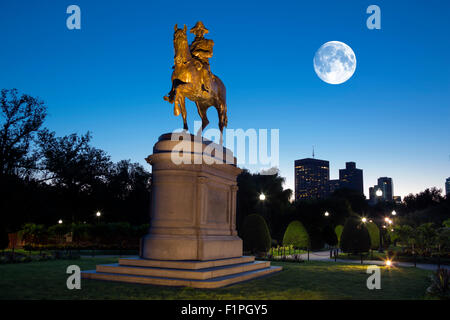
xmin=0 ymin=256 xmax=434 ymax=300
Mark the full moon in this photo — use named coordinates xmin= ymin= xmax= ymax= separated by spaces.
xmin=313 ymin=41 xmax=356 ymax=84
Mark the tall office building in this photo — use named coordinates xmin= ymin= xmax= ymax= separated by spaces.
xmin=294 ymin=158 xmax=330 ymax=201
xmin=378 ymin=177 xmax=393 ymax=201
xmin=328 ymin=179 xmax=341 ymax=195
xmin=338 ymin=162 xmax=364 ymax=195
xmin=369 ymin=177 xmax=394 ymax=204
xmin=446 ymin=177 xmax=450 ymax=196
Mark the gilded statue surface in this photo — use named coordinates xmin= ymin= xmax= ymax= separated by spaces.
xmin=164 ymin=22 xmax=227 ymax=138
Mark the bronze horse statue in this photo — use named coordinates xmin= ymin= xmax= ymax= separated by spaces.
xmin=164 ymin=24 xmax=227 ymax=139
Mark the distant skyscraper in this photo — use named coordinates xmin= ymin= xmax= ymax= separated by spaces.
xmin=378 ymin=177 xmax=393 ymax=201
xmin=339 ymin=162 xmax=364 ymax=194
xmin=294 ymin=158 xmax=329 ymax=201
xmin=328 ymin=179 xmax=341 ymax=195
xmin=446 ymin=177 xmax=450 ymax=196
xmin=369 ymin=177 xmax=394 ymax=204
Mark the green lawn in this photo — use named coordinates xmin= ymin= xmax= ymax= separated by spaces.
xmin=0 ymin=257 xmax=433 ymax=300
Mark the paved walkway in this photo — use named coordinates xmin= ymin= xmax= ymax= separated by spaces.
xmin=299 ymin=251 xmax=449 ymax=271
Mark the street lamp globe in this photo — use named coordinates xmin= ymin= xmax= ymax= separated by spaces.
xmin=58 ymin=219 xmax=63 ymax=224
xmin=376 ymin=189 xmax=383 ymax=197
xmin=96 ymin=211 xmax=101 ymax=217
xmin=361 ymin=217 xmax=367 ymax=223
xmin=259 ymin=193 xmax=266 ymax=201
xmin=391 ymin=210 xmax=396 ymax=216
xmin=324 ymin=211 xmax=329 ymax=217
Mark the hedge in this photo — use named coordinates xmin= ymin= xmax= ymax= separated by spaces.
xmin=241 ymin=214 xmax=272 ymax=253
xmin=283 ymin=220 xmax=310 ymax=249
xmin=340 ymin=216 xmax=371 ymax=254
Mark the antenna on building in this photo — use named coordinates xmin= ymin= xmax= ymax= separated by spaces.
xmin=312 ymin=146 xmax=315 ymax=158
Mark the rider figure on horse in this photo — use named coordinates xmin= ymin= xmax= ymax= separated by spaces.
xmin=189 ymin=21 xmax=214 ymax=94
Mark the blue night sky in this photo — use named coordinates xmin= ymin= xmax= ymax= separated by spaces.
xmin=1 ymin=0 xmax=449 ymax=198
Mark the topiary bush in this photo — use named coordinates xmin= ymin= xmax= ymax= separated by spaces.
xmin=335 ymin=225 xmax=344 ymax=246
xmin=241 ymin=214 xmax=271 ymax=254
xmin=283 ymin=220 xmax=310 ymax=249
xmin=366 ymin=221 xmax=380 ymax=249
xmin=340 ymin=216 xmax=371 ymax=254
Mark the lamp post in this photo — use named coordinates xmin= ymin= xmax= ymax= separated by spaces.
xmin=96 ymin=211 xmax=101 ymax=224
xmin=259 ymin=193 xmax=267 ymax=224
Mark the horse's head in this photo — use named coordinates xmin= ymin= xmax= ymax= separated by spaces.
xmin=173 ymin=24 xmax=188 ymax=45
xmin=173 ymin=24 xmax=190 ymax=62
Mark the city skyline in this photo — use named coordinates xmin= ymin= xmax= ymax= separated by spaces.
xmin=1 ymin=1 xmax=449 ymax=199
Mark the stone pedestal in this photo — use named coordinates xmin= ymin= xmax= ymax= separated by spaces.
xmin=140 ymin=133 xmax=243 ymax=261
xmin=81 ymin=132 xmax=282 ymax=288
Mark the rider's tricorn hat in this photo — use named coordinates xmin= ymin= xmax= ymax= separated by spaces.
xmin=190 ymin=21 xmax=209 ymax=36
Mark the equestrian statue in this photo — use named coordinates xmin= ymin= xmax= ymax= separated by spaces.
xmin=163 ymin=22 xmax=227 ymax=140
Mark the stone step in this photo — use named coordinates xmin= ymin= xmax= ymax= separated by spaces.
xmin=82 ymin=266 xmax=282 ymax=289
xmin=118 ymin=256 xmax=255 ymax=270
xmin=96 ymin=261 xmax=270 ymax=280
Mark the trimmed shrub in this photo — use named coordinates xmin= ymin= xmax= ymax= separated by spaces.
xmin=241 ymin=214 xmax=271 ymax=253
xmin=335 ymin=225 xmax=344 ymax=245
xmin=283 ymin=220 xmax=309 ymax=249
xmin=340 ymin=216 xmax=371 ymax=254
xmin=366 ymin=222 xmax=380 ymax=249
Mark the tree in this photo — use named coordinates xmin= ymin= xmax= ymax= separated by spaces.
xmin=236 ymin=169 xmax=292 ymax=242
xmin=331 ymin=188 xmax=368 ymax=214
xmin=322 ymin=224 xmax=338 ymax=246
xmin=106 ymin=160 xmax=152 ymax=224
xmin=37 ymin=130 xmax=111 ymax=191
xmin=443 ymin=219 xmax=450 ymax=228
xmin=282 ymin=220 xmax=309 ymax=249
xmin=241 ymin=214 xmax=271 ymax=254
xmin=335 ymin=225 xmax=344 ymax=245
xmin=393 ymin=224 xmax=414 ymax=248
xmin=0 ymin=89 xmax=47 ymax=177
xmin=415 ymin=223 xmax=437 ymax=253
xmin=403 ymin=188 xmax=444 ymax=212
xmin=366 ymin=222 xmax=380 ymax=249
xmin=340 ymin=216 xmax=371 ymax=254
xmin=436 ymin=227 xmax=450 ymax=252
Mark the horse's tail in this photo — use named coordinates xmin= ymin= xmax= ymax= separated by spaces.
xmin=216 ymin=76 xmax=227 ymax=127
xmin=223 ymin=103 xmax=228 ymax=127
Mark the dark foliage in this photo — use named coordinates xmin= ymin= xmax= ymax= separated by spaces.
xmin=340 ymin=215 xmax=371 ymax=254
xmin=0 ymin=225 xmax=9 ymax=251
xmin=0 ymin=89 xmax=47 ymax=177
xmin=241 ymin=214 xmax=271 ymax=254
